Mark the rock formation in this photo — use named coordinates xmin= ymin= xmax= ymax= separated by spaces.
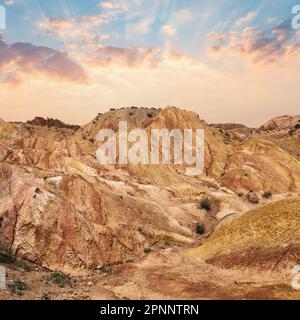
xmin=0 ymin=107 xmax=300 ymax=298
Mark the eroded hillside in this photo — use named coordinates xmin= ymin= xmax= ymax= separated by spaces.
xmin=0 ymin=107 xmax=300 ymax=299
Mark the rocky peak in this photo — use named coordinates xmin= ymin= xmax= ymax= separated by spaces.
xmin=26 ymin=117 xmax=80 ymax=131
xmin=256 ymin=115 xmax=300 ymax=133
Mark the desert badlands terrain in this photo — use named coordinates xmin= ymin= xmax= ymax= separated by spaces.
xmin=0 ymin=106 xmax=300 ymax=300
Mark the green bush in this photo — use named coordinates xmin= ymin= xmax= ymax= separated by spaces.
xmin=47 ymin=272 xmax=72 ymax=288
xmin=198 ymin=198 xmax=212 ymax=211
xmin=262 ymin=191 xmax=272 ymax=199
xmin=8 ymin=280 xmax=27 ymax=296
xmin=0 ymin=240 xmax=15 ymax=264
xmin=195 ymin=223 xmax=205 ymax=235
xmin=0 ymin=240 xmax=32 ymax=271
xmin=101 ymin=266 xmax=113 ymax=275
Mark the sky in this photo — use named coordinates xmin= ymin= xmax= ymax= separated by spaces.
xmin=0 ymin=0 xmax=300 ymax=126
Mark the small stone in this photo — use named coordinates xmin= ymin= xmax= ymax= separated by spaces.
xmin=247 ymin=191 xmax=259 ymax=204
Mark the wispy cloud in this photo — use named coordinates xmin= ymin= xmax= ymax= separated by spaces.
xmin=89 ymin=46 xmax=160 ymax=68
xmin=235 ymin=11 xmax=258 ymax=28
xmin=162 ymin=25 xmax=176 ymax=37
xmin=4 ymin=0 xmax=14 ymax=6
xmin=208 ymin=20 xmax=300 ymax=64
xmin=38 ymin=15 xmax=104 ymax=46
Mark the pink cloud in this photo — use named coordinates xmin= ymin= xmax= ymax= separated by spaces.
xmin=4 ymin=0 xmax=14 ymax=6
xmin=0 ymin=36 xmax=87 ymax=85
xmin=38 ymin=15 xmax=104 ymax=47
xmin=208 ymin=21 xmax=300 ymax=64
xmin=89 ymin=46 xmax=160 ymax=68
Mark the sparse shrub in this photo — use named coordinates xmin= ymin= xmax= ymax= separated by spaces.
xmin=34 ymin=187 xmax=42 ymax=194
xmin=41 ymin=292 xmax=51 ymax=300
xmin=144 ymin=248 xmax=152 ymax=254
xmin=0 ymin=240 xmax=32 ymax=271
xmin=101 ymin=266 xmax=113 ymax=275
xmin=16 ymin=260 xmax=32 ymax=272
xmin=198 ymin=198 xmax=212 ymax=211
xmin=262 ymin=191 xmax=272 ymax=199
xmin=295 ymin=123 xmax=300 ymax=129
xmin=195 ymin=223 xmax=205 ymax=235
xmin=0 ymin=240 xmax=16 ymax=265
xmin=289 ymin=128 xmax=296 ymax=136
xmin=48 ymin=272 xmax=71 ymax=288
xmin=9 ymin=280 xmax=27 ymax=296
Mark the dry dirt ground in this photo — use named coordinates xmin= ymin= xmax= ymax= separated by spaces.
xmin=1 ymin=245 xmax=300 ymax=300
xmin=89 ymin=247 xmax=300 ymax=300
xmin=0 ymin=259 xmax=98 ymax=300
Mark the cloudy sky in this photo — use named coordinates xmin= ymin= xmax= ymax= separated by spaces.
xmin=0 ymin=0 xmax=300 ymax=126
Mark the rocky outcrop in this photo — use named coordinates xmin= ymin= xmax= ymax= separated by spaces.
xmin=220 ymin=139 xmax=300 ymax=194
xmin=211 ymin=123 xmax=249 ymax=131
xmin=0 ymin=161 xmax=200 ymax=275
xmin=247 ymin=191 xmax=259 ymax=204
xmin=1 ymin=108 xmax=300 ymax=275
xmin=26 ymin=117 xmax=80 ymax=131
xmin=256 ymin=115 xmax=300 ymax=133
xmin=254 ymin=115 xmax=300 ymax=160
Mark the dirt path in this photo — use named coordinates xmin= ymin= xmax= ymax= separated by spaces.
xmin=89 ymin=247 xmax=300 ymax=300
